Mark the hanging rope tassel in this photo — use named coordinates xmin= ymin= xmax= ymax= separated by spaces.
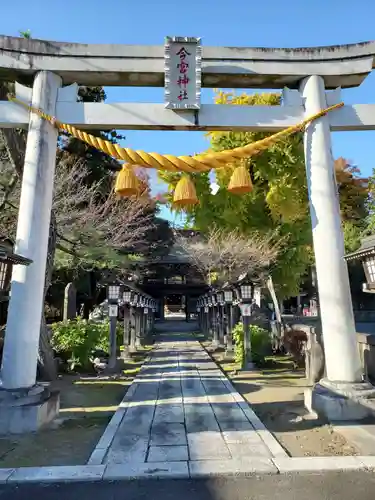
xmin=228 ymin=165 xmax=253 ymax=194
xmin=173 ymin=175 xmax=199 ymax=207
xmin=115 ymin=165 xmax=139 ymax=197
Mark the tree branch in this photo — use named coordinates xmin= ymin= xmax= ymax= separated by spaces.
xmin=176 ymin=228 xmax=284 ymax=286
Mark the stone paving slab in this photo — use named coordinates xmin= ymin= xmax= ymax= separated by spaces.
xmin=8 ymin=466 xmax=106 ymax=483
xmin=104 ymin=435 xmax=149 ymax=463
xmin=189 ymin=458 xmax=278 ymax=477
xmin=222 ymin=429 xmax=268 ymax=445
xmin=151 ymin=422 xmax=187 ymax=446
xmin=274 ymin=456 xmax=367 ymax=473
xmin=184 ymin=402 xmax=221 ymax=433
xmin=147 ymin=445 xmax=189 ymax=462
xmin=210 ymin=402 xmax=250 ymax=423
xmin=219 ymin=420 xmax=254 ymax=432
xmin=227 ymin=442 xmax=272 ymax=458
xmin=0 ymin=469 xmax=15 ymax=483
xmin=358 ymin=456 xmax=375 ymax=469
xmin=104 ymin=461 xmax=189 ymax=480
xmin=153 ymin=403 xmax=184 ymax=423
xmin=187 ymin=431 xmax=232 ymax=460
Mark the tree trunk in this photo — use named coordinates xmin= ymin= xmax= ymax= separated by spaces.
xmin=266 ymin=275 xmax=284 ymax=353
xmin=266 ymin=275 xmax=282 ymax=324
xmin=37 ymin=212 xmax=58 ymax=380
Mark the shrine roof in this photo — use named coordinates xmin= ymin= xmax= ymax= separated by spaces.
xmin=146 ymin=243 xmax=193 ymax=265
xmin=345 ymin=235 xmax=375 ymax=261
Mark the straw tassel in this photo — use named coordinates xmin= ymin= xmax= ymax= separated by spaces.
xmin=227 ymin=165 xmax=253 ymax=194
xmin=173 ymin=175 xmax=199 ymax=207
xmin=115 ymin=165 xmax=139 ymax=197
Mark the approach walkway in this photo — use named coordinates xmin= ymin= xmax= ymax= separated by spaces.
xmin=89 ymin=326 xmax=288 ymax=477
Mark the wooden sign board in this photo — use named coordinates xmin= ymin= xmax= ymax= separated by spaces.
xmin=164 ymin=36 xmax=202 ymax=110
xmin=240 ymin=303 xmax=252 ymax=317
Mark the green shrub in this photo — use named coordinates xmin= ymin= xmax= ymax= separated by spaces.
xmin=51 ymin=317 xmax=123 ymax=371
xmin=232 ymin=322 xmax=271 ymax=367
xmin=232 ymin=322 xmax=245 ymax=365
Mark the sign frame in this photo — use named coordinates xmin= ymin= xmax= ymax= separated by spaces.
xmin=164 ymin=36 xmax=202 ymax=110
xmin=239 ymin=303 xmax=252 ymax=317
xmin=108 ymin=304 xmax=118 ymax=317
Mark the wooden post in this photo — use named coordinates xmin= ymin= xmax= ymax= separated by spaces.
xmin=108 ymin=303 xmax=118 ymax=370
xmin=122 ymin=304 xmax=131 ymax=359
xmin=129 ymin=306 xmax=136 ymax=353
xmin=225 ymin=304 xmax=234 ymax=356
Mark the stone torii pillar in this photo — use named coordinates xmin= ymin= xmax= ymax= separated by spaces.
xmin=1 ymin=71 xmax=61 ymax=394
xmin=301 ymin=75 xmax=375 ymax=419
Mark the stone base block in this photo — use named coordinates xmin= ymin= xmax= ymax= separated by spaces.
xmin=210 ymin=340 xmax=220 ymax=350
xmin=103 ymin=358 xmax=129 ymax=375
xmin=223 ymin=349 xmax=235 ymax=361
xmin=0 ymin=387 xmax=59 ymax=434
xmin=241 ymin=360 xmax=255 ymax=371
xmin=120 ymin=348 xmax=131 ymax=360
xmin=305 ymin=378 xmax=375 ymax=421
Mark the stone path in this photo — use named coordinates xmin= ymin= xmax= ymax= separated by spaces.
xmin=89 ymin=331 xmax=288 ymax=476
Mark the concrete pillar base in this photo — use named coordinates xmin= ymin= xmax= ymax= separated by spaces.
xmin=120 ymin=348 xmax=132 ymax=360
xmin=211 ymin=338 xmax=220 ymax=349
xmin=0 ymin=385 xmax=59 ymax=434
xmin=241 ymin=361 xmax=255 ymax=371
xmin=305 ymin=378 xmax=375 ymax=421
xmin=223 ymin=348 xmax=235 ymax=361
xmin=210 ymin=342 xmax=225 ymax=353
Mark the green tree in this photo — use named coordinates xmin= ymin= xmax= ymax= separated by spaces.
xmin=335 ymin=157 xmax=368 ymax=224
xmin=335 ymin=157 xmax=368 ymax=253
xmin=365 ymin=166 xmax=375 ymax=234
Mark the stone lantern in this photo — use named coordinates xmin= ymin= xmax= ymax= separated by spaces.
xmin=236 ymin=274 xmax=255 ymax=370
xmin=223 ymin=286 xmax=234 ymax=356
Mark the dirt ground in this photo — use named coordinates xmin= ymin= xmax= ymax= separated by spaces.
xmin=0 ymin=348 xmax=152 ymax=468
xmin=206 ymin=345 xmax=360 ymax=457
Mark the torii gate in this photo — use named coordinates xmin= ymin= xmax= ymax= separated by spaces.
xmin=1 ymin=35 xmax=375 ymax=423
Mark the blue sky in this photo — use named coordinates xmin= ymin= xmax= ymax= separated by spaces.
xmin=2 ymin=0 xmax=375 ymax=223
